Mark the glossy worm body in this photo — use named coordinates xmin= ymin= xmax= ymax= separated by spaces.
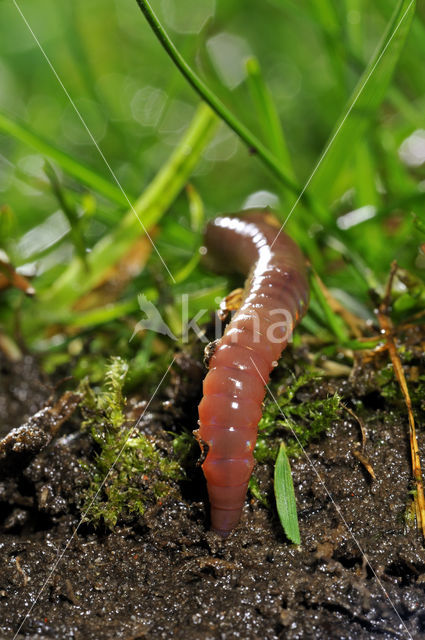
xmin=196 ymin=210 xmax=309 ymax=537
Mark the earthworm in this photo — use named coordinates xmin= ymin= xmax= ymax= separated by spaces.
xmin=196 ymin=210 xmax=309 ymax=537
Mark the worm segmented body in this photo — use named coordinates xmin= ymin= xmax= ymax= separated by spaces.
xmin=197 ymin=210 xmax=309 ymax=536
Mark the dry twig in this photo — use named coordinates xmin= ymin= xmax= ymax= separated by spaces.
xmin=342 ymin=404 xmax=376 ymax=480
xmin=377 ymin=261 xmax=425 ymax=539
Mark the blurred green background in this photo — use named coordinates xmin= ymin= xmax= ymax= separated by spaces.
xmin=0 ymin=0 xmax=424 ymax=374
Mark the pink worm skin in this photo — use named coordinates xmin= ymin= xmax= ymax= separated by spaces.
xmin=197 ymin=210 xmax=309 ymax=537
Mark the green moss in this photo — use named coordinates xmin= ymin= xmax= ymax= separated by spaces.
xmin=79 ymin=357 xmax=183 ymax=528
xmin=255 ymin=370 xmax=341 ymax=463
xmin=172 ymin=430 xmax=196 ymax=465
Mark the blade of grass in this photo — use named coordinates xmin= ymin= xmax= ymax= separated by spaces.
xmin=173 ymin=253 xmax=201 ymax=285
xmin=65 ymin=298 xmax=140 ymax=329
xmin=134 ymin=0 xmax=303 ymax=200
xmin=310 ymin=0 xmax=340 ymax=33
xmin=325 ymin=235 xmax=380 ymax=290
xmin=310 ymin=271 xmax=350 ymax=343
xmin=0 ymin=111 xmax=129 ymax=206
xmin=185 ymin=183 xmax=205 ymax=234
xmin=172 ymin=184 xmax=205 ymax=283
xmin=64 ymin=2 xmax=139 ymax=165
xmin=300 ymin=313 xmax=332 ymax=340
xmin=274 ymin=443 xmax=300 ymax=545
xmin=387 ymin=86 xmax=424 ymax=127
xmin=242 ymin=57 xmax=323 ymax=267
xmin=354 ymin=141 xmax=380 ymax=208
xmin=309 ymin=0 xmax=416 ymax=205
xmin=44 ymin=161 xmax=89 ymax=269
xmin=245 ymin=56 xmax=295 ymax=179
xmin=309 ymin=0 xmax=346 ymax=98
xmin=344 ymin=0 xmax=364 ymax=55
xmin=38 ymin=103 xmax=218 ymax=312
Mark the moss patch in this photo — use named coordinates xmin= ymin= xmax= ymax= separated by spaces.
xmin=79 ymin=357 xmax=183 ymax=528
xmin=255 ymin=369 xmax=341 ymax=463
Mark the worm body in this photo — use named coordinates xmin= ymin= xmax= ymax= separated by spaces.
xmin=197 ymin=210 xmax=309 ymax=536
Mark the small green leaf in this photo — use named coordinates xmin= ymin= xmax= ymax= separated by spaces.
xmin=274 ymin=443 xmax=300 ymax=545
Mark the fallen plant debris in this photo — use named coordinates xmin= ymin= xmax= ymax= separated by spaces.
xmin=0 ymin=254 xmax=35 ymax=297
xmin=377 ymin=261 xmax=425 ymax=539
xmin=0 ymin=390 xmax=80 ymax=478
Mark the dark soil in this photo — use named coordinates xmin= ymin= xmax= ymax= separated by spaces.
xmin=1 ymin=338 xmax=425 ymax=640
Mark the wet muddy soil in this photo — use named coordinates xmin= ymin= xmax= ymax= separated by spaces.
xmin=1 ymin=340 xmax=425 ymax=640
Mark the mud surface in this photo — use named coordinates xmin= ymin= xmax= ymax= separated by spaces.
xmin=0 ymin=355 xmax=50 ymax=437
xmin=1 ymin=340 xmax=425 ymax=640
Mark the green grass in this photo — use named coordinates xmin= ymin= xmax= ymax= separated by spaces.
xmin=1 ymin=0 xmax=422 ymax=334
